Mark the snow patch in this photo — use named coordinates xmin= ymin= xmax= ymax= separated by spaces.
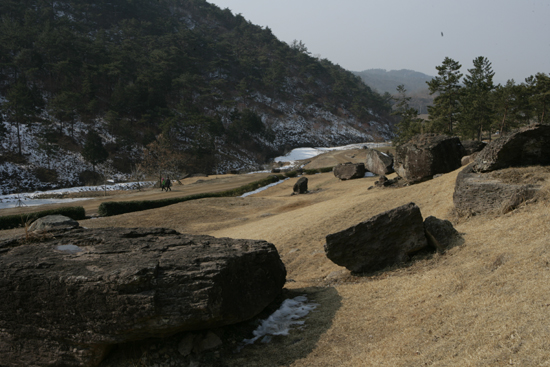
xmin=240 ymin=178 xmax=289 ymax=198
xmin=241 ymin=296 xmax=318 ymax=346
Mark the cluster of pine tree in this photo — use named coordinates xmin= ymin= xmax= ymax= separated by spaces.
xmin=392 ymin=56 xmax=550 ymax=145
xmin=0 ymin=0 xmax=391 ymax=175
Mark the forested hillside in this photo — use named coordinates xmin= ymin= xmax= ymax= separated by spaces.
xmin=0 ymin=0 xmax=394 ymax=193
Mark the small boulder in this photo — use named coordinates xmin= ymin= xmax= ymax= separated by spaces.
xmin=324 ymin=203 xmax=428 ymax=273
xmin=365 ymin=149 xmax=394 ymax=175
xmin=472 ymin=123 xmax=550 ymax=173
xmin=333 ymin=162 xmax=366 ymax=180
xmin=293 ymin=177 xmax=308 ymax=194
xmin=28 ymin=214 xmax=80 ymax=232
xmin=424 ymin=216 xmax=463 ymax=252
xmin=394 ymin=134 xmax=465 ymax=183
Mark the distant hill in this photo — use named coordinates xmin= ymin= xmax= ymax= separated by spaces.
xmin=352 ymin=69 xmax=435 ymax=114
xmin=0 ymin=0 xmax=395 ymax=193
xmin=352 ymin=69 xmax=434 ymax=94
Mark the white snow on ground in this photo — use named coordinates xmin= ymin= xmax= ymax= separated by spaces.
xmin=364 ymin=172 xmax=376 ymax=177
xmin=274 ymin=142 xmax=390 ymax=164
xmin=0 ymin=181 xmax=154 ymax=209
xmin=242 ymin=296 xmax=318 ymax=346
xmin=240 ymin=178 xmax=289 ymax=198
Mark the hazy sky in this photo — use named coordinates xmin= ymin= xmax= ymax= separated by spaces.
xmin=207 ymin=0 xmax=550 ymax=83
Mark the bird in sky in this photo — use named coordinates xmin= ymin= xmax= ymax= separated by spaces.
xmin=441 ymin=32 xmax=444 ymax=37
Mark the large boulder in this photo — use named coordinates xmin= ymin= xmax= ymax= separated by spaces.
xmin=333 ymin=162 xmax=366 ymax=180
xmin=471 ymin=123 xmax=550 ymax=173
xmin=293 ymin=177 xmax=308 ymax=194
xmin=324 ymin=203 xmax=428 ymax=273
xmin=365 ymin=149 xmax=394 ymax=176
xmin=453 ymin=164 xmax=541 ymax=215
xmin=394 ymin=134 xmax=465 ymax=183
xmin=0 ymin=227 xmax=286 ymax=367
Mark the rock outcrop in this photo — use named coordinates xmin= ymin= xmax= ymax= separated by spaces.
xmin=365 ymin=149 xmax=394 ymax=175
xmin=28 ymin=214 xmax=80 ymax=232
xmin=471 ymin=123 xmax=550 ymax=173
xmin=453 ymin=164 xmax=540 ymax=215
xmin=394 ymin=134 xmax=465 ymax=183
xmin=0 ymin=227 xmax=286 ymax=367
xmin=324 ymin=203 xmax=428 ymax=273
xmin=333 ymin=162 xmax=366 ymax=180
xmin=293 ymin=177 xmax=308 ymax=194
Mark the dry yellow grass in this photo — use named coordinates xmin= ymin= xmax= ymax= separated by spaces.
xmin=3 ymin=163 xmax=550 ymax=366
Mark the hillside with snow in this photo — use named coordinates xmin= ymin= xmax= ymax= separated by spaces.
xmin=0 ymin=0 xmax=394 ymax=194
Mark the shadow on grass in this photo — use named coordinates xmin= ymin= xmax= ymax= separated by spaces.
xmin=100 ymin=286 xmax=342 ymax=367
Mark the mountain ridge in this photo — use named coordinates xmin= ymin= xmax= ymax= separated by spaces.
xmin=0 ymin=0 xmax=394 ymax=193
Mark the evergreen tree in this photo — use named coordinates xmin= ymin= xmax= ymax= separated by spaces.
xmin=460 ymin=56 xmax=495 ymax=140
xmin=492 ymin=80 xmax=523 ymax=135
xmin=426 ymin=57 xmax=463 ymax=134
xmin=391 ymin=85 xmax=423 ymax=145
xmin=525 ymin=73 xmax=550 ymax=124
xmin=1 ymin=78 xmax=43 ymax=156
xmin=82 ymin=130 xmax=108 ymax=172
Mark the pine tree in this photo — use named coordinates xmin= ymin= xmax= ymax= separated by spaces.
xmin=426 ymin=57 xmax=463 ymax=134
xmin=82 ymin=130 xmax=108 ymax=172
xmin=460 ymin=56 xmax=495 ymax=140
xmin=391 ymin=85 xmax=423 ymax=145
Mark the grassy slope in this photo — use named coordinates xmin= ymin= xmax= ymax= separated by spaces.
xmin=77 ymin=163 xmax=550 ymax=366
xmin=3 ymin=159 xmax=549 ymax=366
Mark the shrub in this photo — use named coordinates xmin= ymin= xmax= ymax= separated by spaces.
xmin=319 ymin=166 xmax=334 ymax=173
xmin=304 ymin=169 xmax=319 ymax=175
xmin=284 ymin=170 xmax=298 ymax=178
xmin=0 ymin=206 xmax=86 ymax=230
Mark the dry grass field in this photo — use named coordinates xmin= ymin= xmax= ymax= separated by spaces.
xmin=2 ymin=156 xmax=550 ymax=366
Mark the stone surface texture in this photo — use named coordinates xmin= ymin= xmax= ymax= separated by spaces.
xmin=324 ymin=202 xmax=428 ymax=273
xmin=394 ymin=134 xmax=465 ymax=183
xmin=333 ymin=162 xmax=366 ymax=180
xmin=365 ymin=149 xmax=394 ymax=175
xmin=453 ymin=164 xmax=540 ymax=215
xmin=293 ymin=177 xmax=308 ymax=194
xmin=28 ymin=214 xmax=80 ymax=232
xmin=423 ymin=216 xmax=463 ymax=252
xmin=0 ymin=227 xmax=286 ymax=367
xmin=472 ymin=123 xmax=550 ymax=173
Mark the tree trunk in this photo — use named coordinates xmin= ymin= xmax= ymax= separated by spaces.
xmin=16 ymin=121 xmax=22 ymax=156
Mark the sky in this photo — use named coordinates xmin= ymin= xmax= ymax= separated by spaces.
xmin=206 ymin=0 xmax=550 ymax=83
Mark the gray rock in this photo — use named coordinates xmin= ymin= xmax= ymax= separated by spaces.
xmin=472 ymin=123 xmax=550 ymax=173
xmin=424 ymin=216 xmax=463 ymax=252
xmin=453 ymin=164 xmax=540 ymax=215
xmin=195 ymin=331 xmax=223 ymax=353
xmin=365 ymin=149 xmax=394 ymax=175
xmin=28 ymin=214 xmax=80 ymax=232
xmin=293 ymin=177 xmax=308 ymax=194
xmin=0 ymin=227 xmax=286 ymax=367
xmin=461 ymin=153 xmax=478 ymax=166
xmin=333 ymin=162 xmax=366 ymax=180
xmin=394 ymin=134 xmax=465 ymax=183
xmin=461 ymin=140 xmax=487 ymax=156
xmin=324 ymin=203 xmax=428 ymax=273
